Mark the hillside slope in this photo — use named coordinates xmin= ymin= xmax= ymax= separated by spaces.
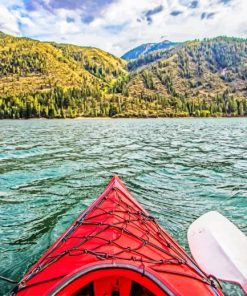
xmin=0 ymin=32 xmax=127 ymax=96
xmin=121 ymin=37 xmax=247 ymax=116
xmin=0 ymin=32 xmax=127 ymax=118
xmin=128 ymin=37 xmax=247 ymax=93
xmin=53 ymin=43 xmax=126 ymax=83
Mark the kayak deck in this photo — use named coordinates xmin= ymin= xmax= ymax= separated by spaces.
xmin=14 ymin=176 xmax=223 ymax=296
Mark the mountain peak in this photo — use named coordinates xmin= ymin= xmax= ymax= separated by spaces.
xmin=122 ymin=40 xmax=179 ymax=60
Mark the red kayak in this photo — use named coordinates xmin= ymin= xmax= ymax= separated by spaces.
xmin=13 ymin=176 xmax=224 ymax=295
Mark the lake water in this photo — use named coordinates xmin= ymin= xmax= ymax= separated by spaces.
xmin=0 ymin=118 xmax=246 ymax=295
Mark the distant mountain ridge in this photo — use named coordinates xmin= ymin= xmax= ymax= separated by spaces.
xmin=121 ymin=40 xmax=179 ymax=60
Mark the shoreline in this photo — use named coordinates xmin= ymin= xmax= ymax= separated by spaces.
xmin=0 ymin=116 xmax=246 ymax=120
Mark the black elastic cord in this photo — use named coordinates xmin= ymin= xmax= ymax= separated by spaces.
xmin=14 ymin=274 xmax=66 ymax=293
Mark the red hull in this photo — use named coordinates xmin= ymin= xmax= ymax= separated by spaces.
xmin=14 ymin=176 xmax=224 ymax=296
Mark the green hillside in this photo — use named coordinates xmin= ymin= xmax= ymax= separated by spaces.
xmin=0 ymin=32 xmax=127 ymax=118
xmin=53 ymin=43 xmax=126 ymax=83
xmin=123 ymin=37 xmax=247 ymax=117
xmin=0 ymin=33 xmax=246 ymax=118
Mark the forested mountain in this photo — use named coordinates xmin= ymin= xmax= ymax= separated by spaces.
xmin=0 ymin=32 xmax=126 ymax=95
xmin=0 ymin=32 xmax=127 ymax=118
xmin=125 ymin=37 xmax=247 ymax=116
xmin=121 ymin=40 xmax=179 ymax=60
xmin=0 ymin=32 xmax=247 ymax=118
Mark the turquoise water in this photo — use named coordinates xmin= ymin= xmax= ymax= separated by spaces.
xmin=0 ymin=118 xmax=246 ymax=295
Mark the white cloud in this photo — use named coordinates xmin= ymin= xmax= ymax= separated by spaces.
xmin=0 ymin=4 xmax=20 ymax=35
xmin=0 ymin=0 xmax=247 ymax=56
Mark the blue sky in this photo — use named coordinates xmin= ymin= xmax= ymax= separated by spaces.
xmin=0 ymin=0 xmax=246 ymax=56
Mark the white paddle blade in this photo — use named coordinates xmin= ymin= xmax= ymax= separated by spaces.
xmin=188 ymin=211 xmax=247 ymax=294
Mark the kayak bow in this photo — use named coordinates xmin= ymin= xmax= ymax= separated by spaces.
xmin=13 ymin=176 xmax=224 ymax=296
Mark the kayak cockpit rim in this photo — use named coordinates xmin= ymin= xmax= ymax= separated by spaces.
xmin=47 ymin=263 xmax=175 ymax=296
